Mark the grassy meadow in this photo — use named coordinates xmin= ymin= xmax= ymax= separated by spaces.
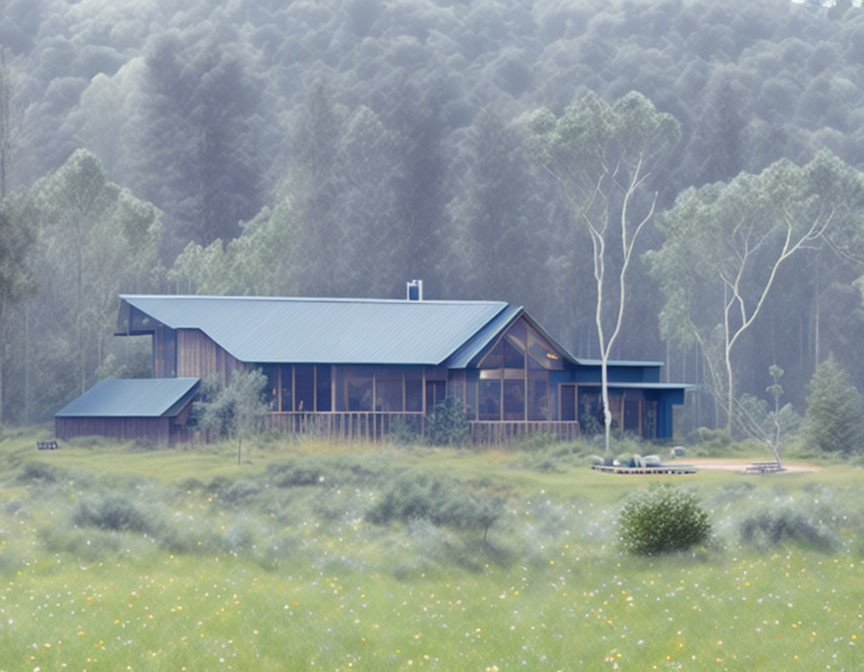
xmin=0 ymin=431 xmax=862 ymax=671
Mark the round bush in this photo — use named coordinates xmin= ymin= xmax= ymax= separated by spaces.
xmin=618 ymin=486 xmax=711 ymax=555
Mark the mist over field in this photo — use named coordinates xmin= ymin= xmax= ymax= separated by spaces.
xmin=3 ymin=4 xmax=864 ymax=667
xmin=1 ymin=435 xmax=863 ymax=670
xmin=2 ymin=0 xmax=864 ymax=429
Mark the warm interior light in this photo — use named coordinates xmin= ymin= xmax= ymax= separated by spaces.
xmin=546 ymin=352 xmax=560 ymax=360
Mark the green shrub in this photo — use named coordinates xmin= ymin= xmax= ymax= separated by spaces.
xmin=128 ymin=437 xmax=159 ymax=452
xmin=17 ymin=461 xmax=66 ymax=485
xmin=695 ymin=427 xmax=732 ymax=452
xmin=73 ymin=493 xmax=154 ymax=534
xmin=268 ymin=458 xmax=328 ymax=487
xmin=267 ymin=455 xmax=392 ymax=489
xmin=220 ymin=479 xmax=264 ymax=505
xmin=367 ymin=472 xmax=500 ymax=538
xmin=580 ymin=412 xmax=602 ymax=437
xmin=388 ymin=416 xmax=423 ymax=446
xmin=618 ymin=486 xmax=711 ymax=555
xmin=509 ymin=454 xmax=565 ymax=473
xmin=176 ymin=477 xmax=205 ymax=493
xmin=428 ymin=397 xmax=469 ymax=446
xmin=739 ymin=508 xmax=836 ymax=552
xmin=515 ymin=432 xmax=557 ymax=452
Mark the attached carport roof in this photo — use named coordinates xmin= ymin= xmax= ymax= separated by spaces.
xmin=55 ymin=378 xmax=200 ymax=418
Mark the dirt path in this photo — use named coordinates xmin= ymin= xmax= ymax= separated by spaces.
xmin=683 ymin=458 xmax=822 ymax=473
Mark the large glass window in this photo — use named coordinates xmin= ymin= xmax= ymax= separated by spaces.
xmin=280 ymin=365 xmax=293 ymax=412
xmin=503 ymin=379 xmax=525 ymax=420
xmin=376 ymin=368 xmax=403 ymax=411
xmin=528 ymin=370 xmax=550 ymax=420
xmin=295 ymin=364 xmax=315 ymax=412
xmin=261 ymin=365 xmax=279 ymax=410
xmin=506 ymin=320 xmax=527 ymax=350
xmin=479 ymin=380 xmax=501 ymax=420
xmin=502 ymin=340 xmax=524 ymax=369
xmin=527 ymin=327 xmax=565 ymax=370
xmin=344 ymin=366 xmax=374 ymax=411
xmin=405 ymin=368 xmax=422 ymax=412
xmin=479 ymin=342 xmax=503 ymax=369
xmin=316 ymin=365 xmax=331 ymax=412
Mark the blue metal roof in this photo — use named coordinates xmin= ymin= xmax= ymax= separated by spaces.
xmin=119 ymin=295 xmax=508 ymax=365
xmin=56 ymin=378 xmax=200 ymax=417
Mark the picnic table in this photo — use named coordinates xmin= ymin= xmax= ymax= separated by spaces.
xmin=745 ymin=461 xmax=784 ymax=474
xmin=36 ymin=440 xmax=60 ymax=450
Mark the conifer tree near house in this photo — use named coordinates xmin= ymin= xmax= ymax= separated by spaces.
xmin=804 ymin=355 xmax=864 ymax=456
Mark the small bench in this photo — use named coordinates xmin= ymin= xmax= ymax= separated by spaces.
xmin=36 ymin=440 xmax=60 ymax=451
xmin=746 ymin=461 xmax=783 ymax=474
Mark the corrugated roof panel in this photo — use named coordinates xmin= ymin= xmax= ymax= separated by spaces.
xmin=56 ymin=378 xmax=200 ymax=417
xmin=119 ymin=296 xmax=508 ymax=365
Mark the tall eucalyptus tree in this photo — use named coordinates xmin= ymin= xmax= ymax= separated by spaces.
xmin=528 ymin=91 xmax=680 ymax=453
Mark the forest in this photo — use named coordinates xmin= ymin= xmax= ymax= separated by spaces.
xmin=2 ymin=0 xmax=864 ymax=434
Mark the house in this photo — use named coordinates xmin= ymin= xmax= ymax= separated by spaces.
xmin=55 ymin=292 xmax=692 ymax=444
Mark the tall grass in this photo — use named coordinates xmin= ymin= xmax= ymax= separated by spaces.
xmin=0 ymin=433 xmax=862 ymax=670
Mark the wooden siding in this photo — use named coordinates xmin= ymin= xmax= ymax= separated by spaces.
xmin=56 ymin=417 xmax=173 ymax=444
xmin=176 ymin=329 xmax=245 ymax=382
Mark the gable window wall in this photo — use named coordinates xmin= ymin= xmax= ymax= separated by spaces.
xmin=475 ymin=318 xmax=565 ymax=421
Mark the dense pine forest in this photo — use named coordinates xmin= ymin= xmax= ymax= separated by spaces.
xmin=2 ymin=0 xmax=864 ymax=433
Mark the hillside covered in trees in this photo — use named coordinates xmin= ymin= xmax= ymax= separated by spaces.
xmin=2 ymin=0 xmax=864 ymax=432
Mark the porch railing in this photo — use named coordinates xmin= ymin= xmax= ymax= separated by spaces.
xmin=266 ymin=412 xmax=424 ymax=442
xmin=260 ymin=412 xmax=579 ymax=444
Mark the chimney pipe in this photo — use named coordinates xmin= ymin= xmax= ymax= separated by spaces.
xmin=406 ymin=279 xmax=423 ymax=301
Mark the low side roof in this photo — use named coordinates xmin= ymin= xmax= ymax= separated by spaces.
xmin=574 ymin=359 xmax=665 ymax=367
xmin=119 ymin=295 xmax=508 ymax=365
xmin=577 ymin=382 xmax=695 ymax=390
xmin=56 ymin=378 xmax=200 ymax=418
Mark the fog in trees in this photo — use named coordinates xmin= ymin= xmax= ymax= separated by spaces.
xmin=2 ymin=0 xmax=864 ymax=435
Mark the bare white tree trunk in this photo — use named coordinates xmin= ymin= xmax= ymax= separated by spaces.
xmin=719 ymin=209 xmax=832 ymax=433
xmin=583 ymin=154 xmax=657 ymax=454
